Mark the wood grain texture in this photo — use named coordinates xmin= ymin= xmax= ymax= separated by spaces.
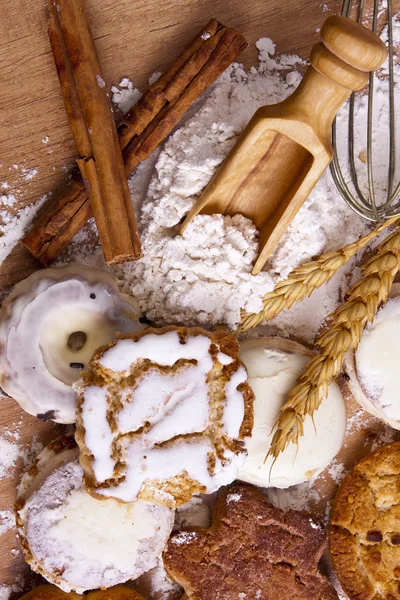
xmin=2 ymin=0 xmax=383 ymax=591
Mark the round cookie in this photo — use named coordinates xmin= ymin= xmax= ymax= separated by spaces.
xmin=16 ymin=436 xmax=174 ymax=593
xmin=344 ymin=283 xmax=400 ymax=430
xmin=238 ymin=337 xmax=346 ymax=488
xmin=330 ymin=442 xmax=400 ymax=599
xmin=19 ymin=585 xmax=146 ymax=600
xmin=75 ymin=326 xmax=254 ymax=507
xmin=0 ymin=264 xmax=142 ymax=423
xmin=163 ymin=484 xmax=337 ymax=600
xmin=18 ymin=585 xmax=80 ymax=600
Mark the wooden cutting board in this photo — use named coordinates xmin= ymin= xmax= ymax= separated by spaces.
xmin=2 ymin=0 xmax=394 ymax=592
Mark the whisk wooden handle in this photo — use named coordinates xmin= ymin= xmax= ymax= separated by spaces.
xmin=311 ymin=16 xmax=387 ymax=91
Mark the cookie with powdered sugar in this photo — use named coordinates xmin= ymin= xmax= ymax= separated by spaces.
xmin=75 ymin=326 xmax=254 ymax=507
xmin=16 ymin=436 xmax=174 ymax=593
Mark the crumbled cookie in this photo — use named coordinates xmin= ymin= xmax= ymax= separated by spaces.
xmin=330 ymin=441 xmax=400 ymax=600
xmin=76 ymin=326 xmax=254 ymax=507
xmin=163 ymin=484 xmax=337 ymax=599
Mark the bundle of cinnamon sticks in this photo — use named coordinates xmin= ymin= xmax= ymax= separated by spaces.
xmin=22 ymin=10 xmax=247 ymax=266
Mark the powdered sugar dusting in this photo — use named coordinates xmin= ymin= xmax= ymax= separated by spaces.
xmin=226 ymin=492 xmax=242 ymax=504
xmin=171 ymin=531 xmax=198 ymax=545
xmin=113 ymin=26 xmax=396 ymax=332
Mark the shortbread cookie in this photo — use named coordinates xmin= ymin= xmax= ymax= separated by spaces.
xmin=16 ymin=436 xmax=174 ymax=593
xmin=344 ymin=283 xmax=400 ymax=430
xmin=19 ymin=585 xmax=145 ymax=600
xmin=330 ymin=441 xmax=400 ymax=600
xmin=0 ymin=265 xmax=142 ymax=423
xmin=75 ymin=327 xmax=254 ymax=507
xmin=163 ymin=484 xmax=338 ymax=600
xmin=238 ymin=337 xmax=346 ymax=488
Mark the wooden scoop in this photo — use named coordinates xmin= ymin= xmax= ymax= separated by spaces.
xmin=180 ymin=16 xmax=388 ymax=275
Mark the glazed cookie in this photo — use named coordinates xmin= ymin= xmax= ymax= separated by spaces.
xmin=75 ymin=326 xmax=254 ymax=507
xmin=330 ymin=442 xmax=400 ymax=600
xmin=0 ymin=265 xmax=142 ymax=423
xmin=238 ymin=337 xmax=346 ymax=488
xmin=163 ymin=484 xmax=337 ymax=600
xmin=344 ymin=283 xmax=400 ymax=430
xmin=16 ymin=436 xmax=174 ymax=593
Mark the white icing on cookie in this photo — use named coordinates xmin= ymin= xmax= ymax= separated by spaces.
xmin=0 ymin=265 xmax=142 ymax=423
xmin=238 ymin=337 xmax=346 ymax=488
xmin=76 ymin=328 xmax=252 ymax=505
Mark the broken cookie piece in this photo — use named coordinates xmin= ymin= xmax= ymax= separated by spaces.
xmin=163 ymin=484 xmax=338 ymax=600
xmin=75 ymin=326 xmax=254 ymax=507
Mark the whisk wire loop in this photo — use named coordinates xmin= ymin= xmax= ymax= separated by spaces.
xmin=330 ymin=0 xmax=399 ymax=222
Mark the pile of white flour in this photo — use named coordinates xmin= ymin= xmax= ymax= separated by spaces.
xmin=110 ymin=23 xmax=399 ymax=335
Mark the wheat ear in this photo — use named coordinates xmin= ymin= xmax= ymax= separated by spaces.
xmin=239 ymin=216 xmax=400 ymax=333
xmin=268 ymin=226 xmax=400 ymax=459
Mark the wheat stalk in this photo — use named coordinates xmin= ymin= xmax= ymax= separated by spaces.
xmin=239 ymin=216 xmax=400 ymax=333
xmin=268 ymin=225 xmax=400 ymax=459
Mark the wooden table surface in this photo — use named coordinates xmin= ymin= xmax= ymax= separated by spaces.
xmin=1 ymin=0 xmax=392 ymax=592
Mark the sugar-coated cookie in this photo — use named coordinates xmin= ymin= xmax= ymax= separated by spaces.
xmin=330 ymin=442 xmax=400 ymax=599
xmin=75 ymin=326 xmax=254 ymax=507
xmin=16 ymin=436 xmax=174 ymax=593
xmin=163 ymin=484 xmax=338 ymax=600
xmin=344 ymin=283 xmax=400 ymax=430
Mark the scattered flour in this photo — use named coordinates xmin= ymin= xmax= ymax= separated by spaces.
xmin=0 ymin=510 xmax=16 ymax=536
xmin=111 ymin=77 xmax=142 ymax=114
xmin=112 ymin=18 xmax=399 ymax=334
xmin=327 ymin=459 xmax=347 ymax=485
xmin=0 ymin=194 xmax=47 ymax=266
xmin=0 ymin=579 xmax=24 ymax=600
xmin=0 ymin=436 xmax=22 ymax=479
xmin=0 ymin=14 xmax=399 ymax=598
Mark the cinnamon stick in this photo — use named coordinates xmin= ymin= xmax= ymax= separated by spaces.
xmin=47 ymin=0 xmax=142 ymax=265
xmin=22 ymin=19 xmax=247 ymax=265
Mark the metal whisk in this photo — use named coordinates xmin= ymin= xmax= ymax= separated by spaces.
xmin=331 ymin=0 xmax=400 ymax=222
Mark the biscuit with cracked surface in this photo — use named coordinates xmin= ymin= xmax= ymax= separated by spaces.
xmin=330 ymin=441 xmax=400 ymax=600
xmin=163 ymin=484 xmax=337 ymax=600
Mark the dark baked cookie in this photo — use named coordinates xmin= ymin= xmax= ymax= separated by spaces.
xmin=330 ymin=441 xmax=400 ymax=600
xmin=163 ymin=484 xmax=337 ymax=600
